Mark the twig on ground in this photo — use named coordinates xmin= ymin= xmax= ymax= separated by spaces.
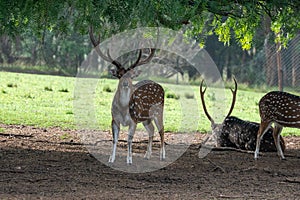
xmin=285 ymin=177 xmax=300 ymax=184
xmin=201 ymin=145 xmax=256 ymax=155
xmin=218 ymin=194 xmax=263 ymax=199
xmin=205 ymin=158 xmax=226 ymax=173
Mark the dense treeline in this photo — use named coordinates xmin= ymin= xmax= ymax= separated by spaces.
xmin=0 ymin=1 xmax=299 ymax=86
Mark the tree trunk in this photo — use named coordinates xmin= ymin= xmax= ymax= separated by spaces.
xmin=263 ymin=15 xmax=276 ymax=86
xmin=292 ymin=55 xmax=296 ymax=87
xmin=276 ymin=41 xmax=283 ymax=91
xmin=0 ymin=35 xmax=15 ymax=63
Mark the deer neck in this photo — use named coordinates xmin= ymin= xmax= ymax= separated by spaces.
xmin=119 ymin=87 xmax=131 ymax=107
xmin=115 ymin=79 xmax=133 ymax=108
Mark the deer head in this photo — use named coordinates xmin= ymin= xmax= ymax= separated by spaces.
xmin=89 ymin=26 xmax=155 ymax=79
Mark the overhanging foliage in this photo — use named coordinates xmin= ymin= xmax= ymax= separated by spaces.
xmin=1 ymin=0 xmax=300 ymax=49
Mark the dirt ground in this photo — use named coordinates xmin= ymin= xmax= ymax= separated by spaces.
xmin=0 ymin=124 xmax=299 ymax=199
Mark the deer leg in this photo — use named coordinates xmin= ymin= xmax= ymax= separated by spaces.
xmin=273 ymin=124 xmax=285 ymax=160
xmin=127 ymin=123 xmax=137 ymax=164
xmin=109 ymin=120 xmax=120 ymax=163
xmin=154 ymin=114 xmax=165 ymax=161
xmin=254 ymin=121 xmax=271 ymax=160
xmin=143 ymin=120 xmax=154 ymax=160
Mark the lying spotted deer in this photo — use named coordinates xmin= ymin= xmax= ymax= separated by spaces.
xmin=200 ymin=79 xmax=285 ymax=152
xmin=89 ymin=27 xmax=165 ymax=164
xmin=254 ymin=91 xmax=300 ymax=160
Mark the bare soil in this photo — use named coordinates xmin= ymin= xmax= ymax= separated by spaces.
xmin=0 ymin=124 xmax=299 ymax=199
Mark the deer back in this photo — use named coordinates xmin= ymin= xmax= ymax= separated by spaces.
xmin=259 ymin=91 xmax=300 ymax=128
xmin=129 ymin=80 xmax=164 ymax=123
xmin=223 ymin=116 xmax=285 ymax=152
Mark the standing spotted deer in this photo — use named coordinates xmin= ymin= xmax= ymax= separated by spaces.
xmin=254 ymin=91 xmax=300 ymax=160
xmin=200 ymin=79 xmax=285 ymax=152
xmin=89 ymin=27 xmax=165 ymax=164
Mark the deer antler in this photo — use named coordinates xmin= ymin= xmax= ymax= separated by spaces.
xmin=128 ymin=48 xmax=156 ymax=71
xmin=88 ymin=26 xmax=122 ymax=69
xmin=200 ymin=78 xmax=238 ymax=125
xmin=89 ymin=26 xmax=156 ymax=79
xmin=200 ymin=80 xmax=215 ymax=125
xmin=225 ymin=78 xmax=237 ymax=118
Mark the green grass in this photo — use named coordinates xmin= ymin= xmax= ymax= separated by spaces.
xmin=0 ymin=127 xmax=5 ymax=133
xmin=0 ymin=72 xmax=75 ymax=129
xmin=0 ymin=71 xmax=299 ymax=136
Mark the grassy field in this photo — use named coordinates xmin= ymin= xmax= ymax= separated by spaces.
xmin=0 ymin=71 xmax=299 ymax=136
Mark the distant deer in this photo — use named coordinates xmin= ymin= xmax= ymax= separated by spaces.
xmin=89 ymin=27 xmax=165 ymax=164
xmin=254 ymin=91 xmax=300 ymax=160
xmin=200 ymin=79 xmax=285 ymax=152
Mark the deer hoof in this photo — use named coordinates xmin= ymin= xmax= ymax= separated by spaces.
xmin=280 ymin=156 xmax=286 ymax=161
xmin=108 ymin=156 xmax=115 ymax=163
xmin=144 ymin=151 xmax=151 ymax=160
xmin=160 ymin=149 xmax=166 ymax=161
xmin=159 ymin=154 xmax=166 ymax=161
xmin=127 ymin=157 xmax=132 ymax=165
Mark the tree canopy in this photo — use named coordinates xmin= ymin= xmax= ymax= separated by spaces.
xmin=1 ymin=0 xmax=300 ymax=50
